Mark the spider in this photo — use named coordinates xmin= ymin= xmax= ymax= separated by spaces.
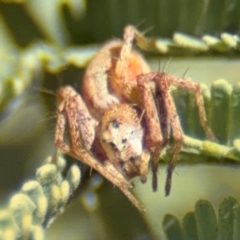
xmin=55 ymin=26 xmax=215 ymax=211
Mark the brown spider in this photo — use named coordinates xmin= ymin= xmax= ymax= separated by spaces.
xmin=55 ymin=26 xmax=215 ymax=211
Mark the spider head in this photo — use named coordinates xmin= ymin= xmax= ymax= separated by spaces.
xmin=99 ymin=104 xmax=144 ymax=175
xmin=101 ymin=119 xmax=143 ymax=156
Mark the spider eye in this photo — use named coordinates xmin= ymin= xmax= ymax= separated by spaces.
xmin=109 ymin=142 xmax=118 ymax=152
xmin=119 ymin=160 xmax=124 ymax=167
xmin=109 ymin=142 xmax=116 ymax=147
xmin=129 ymin=157 xmax=135 ymax=162
xmin=122 ymin=138 xmax=127 ymax=144
xmin=111 ymin=120 xmax=119 ymax=129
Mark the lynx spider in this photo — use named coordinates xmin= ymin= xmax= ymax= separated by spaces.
xmin=55 ymin=26 xmax=215 ymax=211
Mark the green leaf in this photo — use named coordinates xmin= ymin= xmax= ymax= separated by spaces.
xmin=195 ymin=200 xmax=218 ymax=240
xmin=182 ymin=212 xmax=198 ymax=240
xmin=163 ymin=214 xmax=184 ymax=240
xmin=218 ymin=197 xmax=237 ymax=240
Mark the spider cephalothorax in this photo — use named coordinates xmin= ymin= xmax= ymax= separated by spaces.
xmin=98 ymin=104 xmax=148 ymax=182
xmin=55 ymin=26 xmax=215 ymax=211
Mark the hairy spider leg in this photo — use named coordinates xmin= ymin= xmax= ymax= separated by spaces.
xmin=137 ymin=73 xmax=164 ymax=192
xmin=111 ymin=25 xmax=151 ymax=103
xmin=156 ymin=87 xmax=170 ymax=149
xmin=164 ymin=75 xmax=216 ymax=141
xmin=155 ymin=72 xmax=216 ymax=195
xmin=155 ymin=74 xmax=184 ymax=196
xmin=56 ymin=86 xmax=96 ymax=150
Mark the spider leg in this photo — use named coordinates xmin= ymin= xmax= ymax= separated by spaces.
xmin=156 ymin=74 xmax=184 ymax=196
xmin=55 ymin=111 xmax=71 ymax=152
xmin=112 ymin=26 xmax=151 ymax=101
xmin=165 ymin=74 xmax=216 ymax=141
xmin=68 ymin=149 xmax=145 ymax=211
xmin=117 ymin=25 xmax=135 ymax=69
xmin=56 ymin=86 xmax=97 ymax=151
xmin=138 ymin=150 xmax=151 ymax=184
xmin=156 ymin=90 xmax=170 ymax=148
xmin=137 ymin=73 xmax=163 ymax=192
